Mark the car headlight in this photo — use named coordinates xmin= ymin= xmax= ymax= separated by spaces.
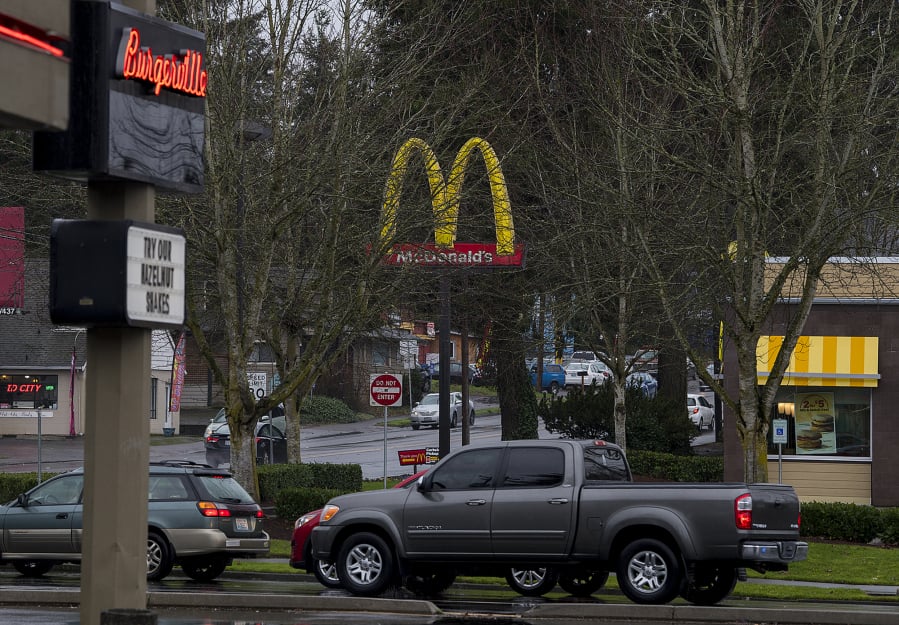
xmin=294 ymin=512 xmax=318 ymax=529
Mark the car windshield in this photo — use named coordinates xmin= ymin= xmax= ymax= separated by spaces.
xmin=420 ymin=394 xmax=440 ymax=406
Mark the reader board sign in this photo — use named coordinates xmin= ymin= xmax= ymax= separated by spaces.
xmin=126 ymin=225 xmax=186 ymax=326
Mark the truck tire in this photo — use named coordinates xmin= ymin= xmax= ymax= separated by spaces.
xmin=337 ymin=532 xmax=395 ymax=596
xmin=558 ymin=569 xmax=609 ymax=597
xmin=404 ymin=570 xmax=456 ymax=596
xmin=312 ymin=559 xmax=342 ymax=588
xmin=506 ymin=567 xmax=558 ymax=596
xmin=147 ymin=531 xmax=175 ymax=581
xmin=680 ymin=564 xmax=738 ymax=605
xmin=616 ymin=538 xmax=683 ymax=604
xmin=13 ymin=560 xmax=54 ymax=577
xmin=182 ymin=555 xmax=228 ymax=581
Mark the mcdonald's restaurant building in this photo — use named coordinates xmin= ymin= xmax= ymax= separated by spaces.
xmin=722 ymin=259 xmax=899 ymax=507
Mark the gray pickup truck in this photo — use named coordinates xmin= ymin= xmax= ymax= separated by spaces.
xmin=311 ymin=439 xmax=807 ymax=605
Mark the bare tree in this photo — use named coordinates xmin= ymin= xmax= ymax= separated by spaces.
xmin=622 ymin=0 xmax=899 ymax=482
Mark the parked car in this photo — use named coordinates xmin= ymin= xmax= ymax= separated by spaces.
xmin=410 ymin=392 xmax=475 ymax=430
xmin=687 ymin=393 xmax=714 ymax=430
xmin=205 ymin=417 xmax=287 ymax=467
xmin=631 ymin=348 xmax=660 ymax=373
xmin=626 ymin=371 xmax=658 ymax=397
xmin=0 ymin=461 xmax=270 ymax=581
xmin=289 ymin=470 xmax=428 ymax=588
xmin=569 ymin=350 xmax=602 ymax=363
xmin=529 ymin=363 xmax=565 ymax=392
xmin=564 ymin=361 xmax=611 ymax=389
xmin=429 ymin=362 xmax=475 ymax=385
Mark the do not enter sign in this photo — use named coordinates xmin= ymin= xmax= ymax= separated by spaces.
xmin=370 ymin=373 xmax=402 ymax=407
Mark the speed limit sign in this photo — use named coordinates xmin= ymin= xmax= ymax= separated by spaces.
xmin=247 ymin=372 xmax=267 ymax=400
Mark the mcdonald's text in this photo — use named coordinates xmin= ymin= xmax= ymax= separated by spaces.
xmin=382 ymin=242 xmax=524 ymax=268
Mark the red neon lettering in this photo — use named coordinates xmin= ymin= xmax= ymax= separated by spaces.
xmin=6 ymin=383 xmax=42 ymax=393
xmin=117 ymin=28 xmax=207 ymax=97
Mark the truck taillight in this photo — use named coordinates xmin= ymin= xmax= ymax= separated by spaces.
xmin=735 ymin=493 xmax=752 ymax=529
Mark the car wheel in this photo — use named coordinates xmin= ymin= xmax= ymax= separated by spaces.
xmin=337 ymin=532 xmax=396 ymax=596
xmin=146 ymin=531 xmax=175 ymax=581
xmin=450 ymin=411 xmax=458 ymax=428
xmin=404 ymin=570 xmax=456 ymax=595
xmin=13 ymin=560 xmax=54 ymax=577
xmin=680 ymin=564 xmax=738 ymax=605
xmin=616 ymin=538 xmax=683 ymax=604
xmin=469 ymin=410 xmax=475 ymax=426
xmin=182 ymin=555 xmax=228 ymax=582
xmin=505 ymin=567 xmax=558 ymax=597
xmin=558 ymin=569 xmax=609 ymax=597
xmin=411 ymin=423 xmax=420 ymax=430
xmin=312 ymin=558 xmax=342 ymax=588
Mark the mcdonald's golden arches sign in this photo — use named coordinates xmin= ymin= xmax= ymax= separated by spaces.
xmin=379 ymin=137 xmax=524 ymax=268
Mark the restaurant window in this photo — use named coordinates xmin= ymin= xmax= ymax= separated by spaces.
xmin=0 ymin=374 xmax=59 ymax=410
xmin=767 ymin=387 xmax=871 ymax=459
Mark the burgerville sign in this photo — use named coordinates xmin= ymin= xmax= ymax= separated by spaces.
xmin=377 ymin=137 xmax=525 ymax=268
xmin=34 ymin=1 xmax=206 ymax=194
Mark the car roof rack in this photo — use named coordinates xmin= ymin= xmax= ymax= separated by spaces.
xmin=150 ymin=460 xmax=213 ymax=468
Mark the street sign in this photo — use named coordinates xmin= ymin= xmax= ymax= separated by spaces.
xmin=370 ymin=373 xmax=402 ymax=407
xmin=248 ymin=372 xmax=267 ymax=400
xmin=773 ymin=418 xmax=788 ymax=444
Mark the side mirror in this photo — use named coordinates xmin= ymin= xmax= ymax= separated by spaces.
xmin=16 ymin=493 xmax=29 ymax=507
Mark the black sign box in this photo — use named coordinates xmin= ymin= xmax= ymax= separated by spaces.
xmin=33 ymin=1 xmax=205 ymax=194
xmin=50 ymin=219 xmax=186 ymax=329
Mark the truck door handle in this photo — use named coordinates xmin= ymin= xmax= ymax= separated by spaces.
xmin=56 ymin=513 xmax=69 ymax=519
xmin=548 ymin=498 xmax=569 ymax=505
xmin=466 ymin=499 xmax=487 ymax=506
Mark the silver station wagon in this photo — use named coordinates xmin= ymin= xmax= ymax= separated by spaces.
xmin=0 ymin=460 xmax=270 ymax=581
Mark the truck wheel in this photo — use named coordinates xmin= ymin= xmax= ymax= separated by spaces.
xmin=182 ymin=555 xmax=228 ymax=581
xmin=312 ymin=559 xmax=342 ymax=588
xmin=558 ymin=569 xmax=609 ymax=597
xmin=616 ymin=538 xmax=683 ymax=604
xmin=147 ymin=531 xmax=175 ymax=581
xmin=337 ymin=532 xmax=395 ymax=596
xmin=506 ymin=567 xmax=558 ymax=596
xmin=404 ymin=570 xmax=456 ymax=595
xmin=13 ymin=560 xmax=54 ymax=577
xmin=681 ymin=564 xmax=738 ymax=605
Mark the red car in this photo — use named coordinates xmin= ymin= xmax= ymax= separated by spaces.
xmin=289 ymin=470 xmax=427 ymax=587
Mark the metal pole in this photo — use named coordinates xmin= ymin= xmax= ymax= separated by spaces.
xmin=778 ymin=443 xmax=783 ymax=484
xmin=36 ymin=402 xmax=42 ymax=484
xmin=383 ymin=404 xmax=388 ymax=489
xmin=439 ymin=275 xmax=451 ymax=458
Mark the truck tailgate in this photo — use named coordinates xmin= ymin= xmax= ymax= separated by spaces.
xmin=748 ymin=484 xmax=801 ymax=533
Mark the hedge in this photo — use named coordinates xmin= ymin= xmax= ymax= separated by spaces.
xmin=626 ymin=449 xmax=724 ymax=483
xmin=257 ymin=462 xmax=362 ymax=503
xmin=0 ymin=472 xmax=61 ymax=504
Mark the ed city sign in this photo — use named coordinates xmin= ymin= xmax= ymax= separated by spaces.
xmin=370 ymin=373 xmax=402 ymax=407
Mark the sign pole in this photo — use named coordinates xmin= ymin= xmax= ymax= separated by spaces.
xmin=383 ymin=404 xmax=388 ymax=489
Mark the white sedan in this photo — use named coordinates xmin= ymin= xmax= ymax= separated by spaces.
xmin=687 ymin=393 xmax=715 ymax=430
xmin=564 ymin=361 xmax=611 ymax=389
xmin=410 ymin=392 xmax=475 ymax=430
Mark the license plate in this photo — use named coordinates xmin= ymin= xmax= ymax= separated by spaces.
xmin=224 ymin=440 xmax=230 ymax=446
xmin=235 ymin=517 xmax=249 ymax=531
